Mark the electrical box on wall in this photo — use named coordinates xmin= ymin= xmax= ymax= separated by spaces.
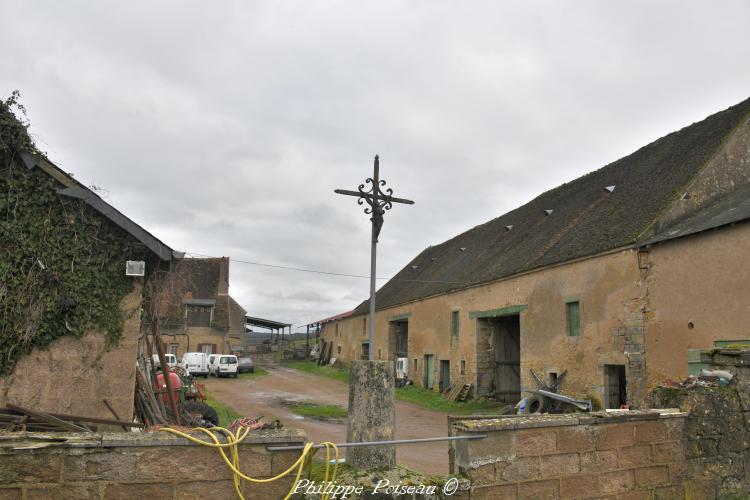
xmin=125 ymin=260 xmax=145 ymax=276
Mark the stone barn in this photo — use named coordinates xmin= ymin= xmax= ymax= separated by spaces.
xmin=321 ymin=97 xmax=750 ymax=408
xmin=0 ymin=98 xmax=182 ymax=423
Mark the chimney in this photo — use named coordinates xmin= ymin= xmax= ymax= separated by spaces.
xmin=218 ymin=257 xmax=230 ymax=295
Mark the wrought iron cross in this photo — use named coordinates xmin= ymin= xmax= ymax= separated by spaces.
xmin=335 ymin=155 xmax=414 ymax=360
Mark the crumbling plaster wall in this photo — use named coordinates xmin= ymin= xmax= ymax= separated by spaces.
xmin=320 ymin=316 xmax=362 ymax=362
xmin=0 ymin=281 xmax=143 ymax=426
xmin=644 ymin=222 xmax=750 ymax=386
xmin=329 ymin=249 xmax=645 ymax=407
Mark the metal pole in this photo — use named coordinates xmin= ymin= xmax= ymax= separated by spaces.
xmin=368 ymin=156 xmax=379 ymax=361
xmin=266 ymin=434 xmax=486 ymax=452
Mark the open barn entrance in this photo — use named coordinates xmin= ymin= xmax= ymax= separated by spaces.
xmin=476 ymin=315 xmax=520 ymax=403
xmin=604 ymin=364 xmax=627 ymax=409
xmin=389 ymin=320 xmax=409 ymax=360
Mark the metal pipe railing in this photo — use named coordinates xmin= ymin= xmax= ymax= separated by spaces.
xmin=266 ymin=434 xmax=486 ymax=452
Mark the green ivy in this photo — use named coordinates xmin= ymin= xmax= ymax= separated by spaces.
xmin=0 ymin=92 xmax=147 ymax=375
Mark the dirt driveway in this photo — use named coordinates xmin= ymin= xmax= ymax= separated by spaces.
xmin=204 ymin=365 xmax=453 ymax=474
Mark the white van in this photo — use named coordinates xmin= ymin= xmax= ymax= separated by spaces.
xmin=151 ymin=353 xmax=177 ymax=369
xmin=209 ymin=354 xmax=239 ymax=378
xmin=180 ymin=352 xmax=209 ymax=377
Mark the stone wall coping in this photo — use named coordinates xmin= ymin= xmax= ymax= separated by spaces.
xmin=700 ymin=348 xmax=750 ymax=366
xmin=0 ymin=428 xmax=306 ymax=453
xmin=449 ymin=409 xmax=686 ymax=432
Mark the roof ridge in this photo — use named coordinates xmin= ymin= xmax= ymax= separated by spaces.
xmin=635 ymin=99 xmax=750 ymax=242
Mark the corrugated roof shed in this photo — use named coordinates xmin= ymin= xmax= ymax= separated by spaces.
xmin=355 ymin=97 xmax=750 ymax=314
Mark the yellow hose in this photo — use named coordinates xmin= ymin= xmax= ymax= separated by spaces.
xmin=159 ymin=426 xmax=339 ymax=500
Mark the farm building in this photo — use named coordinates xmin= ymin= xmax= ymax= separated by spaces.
xmin=0 ymin=97 xmax=182 ymax=421
xmin=157 ymin=256 xmax=248 ymax=357
xmin=321 ymin=97 xmax=750 ymax=408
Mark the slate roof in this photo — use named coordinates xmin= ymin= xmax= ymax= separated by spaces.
xmin=355 ymin=97 xmax=750 ymax=314
xmin=179 ymin=258 xmax=224 ymax=299
xmin=638 ymin=182 xmax=750 ymax=247
xmin=20 ymin=152 xmax=182 ymax=261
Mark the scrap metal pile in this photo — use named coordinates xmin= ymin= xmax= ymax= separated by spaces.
xmin=133 ymin=355 xmax=217 ymax=428
xmin=516 ymin=370 xmax=592 ymax=414
xmin=0 ymin=403 xmax=142 ymax=433
xmin=660 ymin=368 xmax=734 ymax=389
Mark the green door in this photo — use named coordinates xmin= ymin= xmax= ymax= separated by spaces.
xmin=439 ymin=360 xmax=451 ymax=392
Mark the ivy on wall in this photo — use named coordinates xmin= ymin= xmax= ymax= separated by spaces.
xmin=0 ymin=92 xmax=147 ymax=375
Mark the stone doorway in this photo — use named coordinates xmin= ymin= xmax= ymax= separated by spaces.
xmin=476 ymin=315 xmax=521 ymax=403
xmin=389 ymin=320 xmax=409 ymax=359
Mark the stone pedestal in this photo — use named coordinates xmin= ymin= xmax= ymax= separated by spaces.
xmin=346 ymin=360 xmax=396 ymax=469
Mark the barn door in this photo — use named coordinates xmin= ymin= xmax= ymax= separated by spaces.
xmin=494 ymin=316 xmax=521 ymax=403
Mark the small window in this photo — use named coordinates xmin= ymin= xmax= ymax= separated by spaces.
xmin=413 ymin=358 xmax=418 ymax=371
xmin=198 ymin=343 xmax=215 ymax=355
xmin=451 ymin=311 xmax=460 ymax=340
xmin=460 ymin=360 xmax=466 ymax=375
xmin=378 ymin=348 xmax=382 ymax=359
xmin=335 ymin=323 xmax=339 ymax=337
xmin=362 ymin=318 xmax=367 ymax=336
xmin=337 ymin=345 xmax=341 ymax=355
xmin=567 ymin=301 xmax=581 ymax=337
xmin=169 ymin=343 xmax=179 ymax=355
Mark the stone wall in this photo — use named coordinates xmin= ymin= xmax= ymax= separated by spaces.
xmin=650 ymin=348 xmax=750 ymax=497
xmin=0 ymin=428 xmax=305 ymax=499
xmin=449 ymin=349 xmax=750 ymax=499
xmin=449 ymin=411 xmax=689 ymax=499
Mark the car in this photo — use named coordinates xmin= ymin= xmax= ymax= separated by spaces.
xmin=237 ymin=356 xmax=254 ymax=373
xmin=180 ymin=352 xmax=209 ymax=378
xmin=151 ymin=353 xmax=177 ymax=370
xmin=209 ymin=354 xmax=238 ymax=378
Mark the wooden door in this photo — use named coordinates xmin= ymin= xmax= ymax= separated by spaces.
xmin=424 ymin=354 xmax=435 ymax=389
xmin=494 ymin=317 xmax=521 ymax=403
xmin=439 ymin=360 xmax=451 ymax=392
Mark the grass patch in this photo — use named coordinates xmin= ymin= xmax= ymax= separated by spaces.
xmin=286 ymin=402 xmax=348 ymax=421
xmin=395 ymin=385 xmax=505 ymax=414
xmin=284 ymin=361 xmax=350 ymax=384
xmin=284 ymin=361 xmax=506 ymax=414
xmin=238 ymin=366 xmax=268 ymax=380
xmin=204 ymin=390 xmax=244 ymax=428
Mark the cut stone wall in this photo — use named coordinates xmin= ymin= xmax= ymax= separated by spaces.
xmin=0 ymin=428 xmax=305 ymax=499
xmin=449 ymin=411 xmax=687 ymax=499
xmin=450 ymin=349 xmax=750 ymax=499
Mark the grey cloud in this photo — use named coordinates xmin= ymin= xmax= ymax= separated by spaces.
xmin=1 ymin=0 xmax=749 ymax=326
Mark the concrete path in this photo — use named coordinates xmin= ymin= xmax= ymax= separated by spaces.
xmin=204 ymin=365 xmax=453 ymax=474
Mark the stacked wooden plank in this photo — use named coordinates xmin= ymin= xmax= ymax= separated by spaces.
xmin=445 ymin=378 xmax=471 ymax=402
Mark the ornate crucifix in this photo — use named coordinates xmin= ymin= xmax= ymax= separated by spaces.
xmin=335 ymin=155 xmax=414 ymax=360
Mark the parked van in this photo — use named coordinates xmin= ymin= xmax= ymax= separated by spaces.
xmin=151 ymin=353 xmax=177 ymax=369
xmin=180 ymin=352 xmax=209 ymax=377
xmin=209 ymin=354 xmax=239 ymax=378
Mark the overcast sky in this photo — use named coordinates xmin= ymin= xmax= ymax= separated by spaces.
xmin=2 ymin=1 xmax=749 ymax=330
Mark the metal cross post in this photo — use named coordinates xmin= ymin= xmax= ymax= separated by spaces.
xmin=335 ymin=155 xmax=414 ymax=360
